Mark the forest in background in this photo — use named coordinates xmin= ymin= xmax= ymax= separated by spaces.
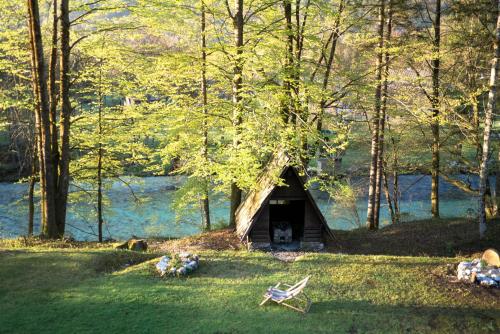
xmin=1 ymin=0 xmax=499 ymax=241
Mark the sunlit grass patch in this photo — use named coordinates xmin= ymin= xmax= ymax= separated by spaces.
xmin=0 ymin=246 xmax=498 ymax=333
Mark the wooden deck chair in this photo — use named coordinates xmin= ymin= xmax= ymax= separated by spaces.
xmin=259 ymin=276 xmax=312 ymax=313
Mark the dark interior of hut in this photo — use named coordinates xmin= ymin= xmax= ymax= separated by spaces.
xmin=269 ymin=200 xmax=305 ymax=245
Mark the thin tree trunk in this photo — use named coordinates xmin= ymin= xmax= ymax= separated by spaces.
xmin=27 ymin=0 xmax=58 ymax=238
xmin=317 ymin=0 xmax=344 ymax=133
xmin=294 ymin=1 xmax=310 ymax=164
xmin=366 ymin=0 xmax=385 ymax=230
xmin=374 ymin=0 xmax=392 ymax=228
xmin=56 ymin=0 xmax=71 ymax=236
xmin=97 ymin=141 xmax=103 ymax=242
xmin=34 ymin=89 xmax=45 ymax=229
xmin=486 ymin=177 xmax=494 ymax=216
xmin=472 ymin=99 xmax=481 ymax=161
xmin=292 ymin=0 xmax=309 ymax=129
xmin=97 ymin=60 xmax=104 ymax=242
xmin=302 ymin=0 xmax=343 ymax=168
xmin=283 ymin=0 xmax=294 ymax=123
xmin=228 ymin=0 xmax=244 ymax=228
xmin=27 ymin=0 xmax=44 ymax=228
xmin=386 ymin=125 xmax=401 ymax=223
xmin=48 ymin=0 xmax=59 ymax=179
xmin=392 ymin=155 xmax=400 ymax=223
xmin=479 ymin=0 xmax=500 ymax=239
xmin=28 ymin=171 xmax=36 ymax=236
xmin=496 ymin=149 xmax=500 ymax=216
xmin=29 ymin=101 xmax=39 ymax=236
xmin=382 ymin=167 xmax=395 ymax=224
xmin=201 ymin=0 xmax=211 ymax=231
xmin=431 ymin=0 xmax=441 ymax=219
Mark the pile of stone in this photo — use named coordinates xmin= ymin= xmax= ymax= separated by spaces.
xmin=155 ymin=252 xmax=199 ymax=277
xmin=457 ymin=248 xmax=500 ymax=288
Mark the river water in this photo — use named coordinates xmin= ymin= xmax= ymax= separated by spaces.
xmin=0 ymin=174 xmax=482 ymax=240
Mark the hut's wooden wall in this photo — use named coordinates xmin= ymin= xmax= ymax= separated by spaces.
xmin=272 ymin=169 xmax=306 ymax=199
xmin=303 ymin=200 xmax=323 ymax=243
xmin=249 ymin=203 xmax=270 ymax=243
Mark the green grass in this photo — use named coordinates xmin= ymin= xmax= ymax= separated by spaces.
xmin=0 ymin=246 xmax=499 ymax=333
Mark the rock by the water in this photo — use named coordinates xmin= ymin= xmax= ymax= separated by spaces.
xmin=114 ymin=241 xmax=129 ymax=250
xmin=482 ymin=248 xmax=500 ymax=267
xmin=114 ymin=238 xmax=148 ymax=251
xmin=128 ymin=239 xmax=148 ymax=251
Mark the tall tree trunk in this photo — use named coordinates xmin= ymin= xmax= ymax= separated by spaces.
xmin=283 ymin=0 xmax=295 ymax=123
xmin=431 ymin=0 xmax=441 ymax=218
xmin=294 ymin=1 xmax=310 ymax=164
xmin=316 ymin=0 xmax=344 ymax=133
xmin=97 ymin=61 xmax=104 ymax=242
xmin=97 ymin=137 xmax=103 ymax=242
xmin=374 ymin=0 xmax=392 ymax=228
xmin=382 ymin=168 xmax=395 ymax=224
xmin=301 ymin=0 xmax=343 ymax=168
xmin=496 ymin=149 xmax=500 ymax=216
xmin=228 ymin=0 xmax=244 ymax=228
xmin=392 ymin=142 xmax=400 ymax=223
xmin=201 ymin=0 xmax=211 ymax=231
xmin=28 ymin=169 xmax=36 ymax=236
xmin=48 ymin=0 xmax=59 ymax=178
xmin=56 ymin=0 xmax=71 ymax=236
xmin=292 ymin=0 xmax=309 ymax=128
xmin=472 ymin=99 xmax=481 ymax=161
xmin=27 ymin=0 xmax=58 ymax=238
xmin=366 ymin=0 xmax=385 ymax=230
xmin=28 ymin=111 xmax=38 ymax=236
xmin=478 ymin=0 xmax=500 ymax=239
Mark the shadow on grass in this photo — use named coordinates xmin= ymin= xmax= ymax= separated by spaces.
xmin=0 ymin=249 xmax=156 ymax=296
xmin=3 ymin=283 xmax=499 ymax=334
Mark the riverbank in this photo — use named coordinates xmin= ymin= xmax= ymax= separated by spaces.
xmin=0 ymin=175 xmax=489 ymax=240
xmin=2 ymin=218 xmax=498 ymax=257
xmin=328 ymin=218 xmax=500 ymax=257
xmin=150 ymin=218 xmax=500 ymax=258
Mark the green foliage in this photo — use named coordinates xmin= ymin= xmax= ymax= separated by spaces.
xmin=1 ymin=0 xmax=499 ymax=233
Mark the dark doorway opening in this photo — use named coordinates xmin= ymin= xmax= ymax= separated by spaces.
xmin=269 ymin=200 xmax=305 ymax=244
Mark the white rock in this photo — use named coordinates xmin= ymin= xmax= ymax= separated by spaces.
xmin=155 ymin=256 xmax=171 ymax=275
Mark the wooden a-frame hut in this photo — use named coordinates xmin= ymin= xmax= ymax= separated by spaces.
xmin=235 ymin=152 xmax=333 ymax=250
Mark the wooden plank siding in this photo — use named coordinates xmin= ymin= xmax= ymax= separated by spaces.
xmin=249 ymin=204 xmax=270 ymax=243
xmin=272 ymin=169 xmax=307 ymax=199
xmin=303 ymin=201 xmax=323 ymax=242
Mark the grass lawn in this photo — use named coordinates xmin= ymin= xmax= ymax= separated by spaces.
xmin=1 ymin=240 xmax=499 ymax=333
